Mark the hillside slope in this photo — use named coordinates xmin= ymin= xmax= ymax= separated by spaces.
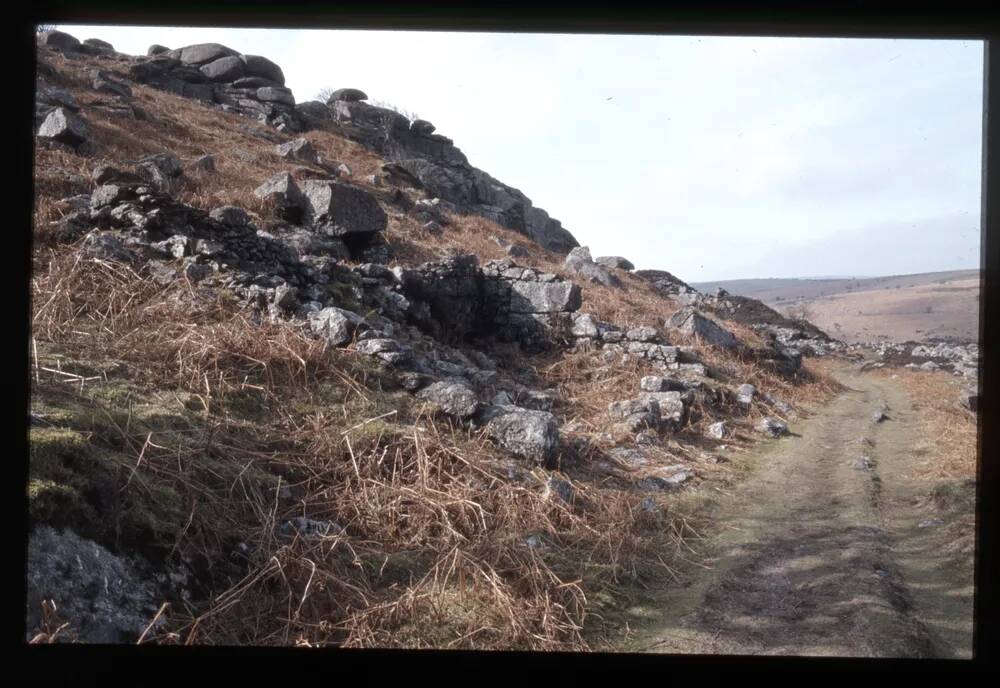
xmin=786 ymin=278 xmax=979 ymax=344
xmin=29 ymin=31 xmax=846 ymax=648
xmin=693 ymin=271 xmax=980 ymax=344
xmin=692 ymin=269 xmax=979 ymax=304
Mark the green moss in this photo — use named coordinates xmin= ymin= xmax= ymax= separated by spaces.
xmin=215 ymin=389 xmax=271 ymax=422
xmin=118 ymin=479 xmax=187 ymax=547
xmin=391 ymin=587 xmax=507 ymax=648
xmin=28 ymin=478 xmax=96 ymax=527
xmin=28 ymin=426 xmax=185 ymax=559
xmin=29 ymin=427 xmax=92 ymax=475
xmin=29 ymin=427 xmax=119 ymax=538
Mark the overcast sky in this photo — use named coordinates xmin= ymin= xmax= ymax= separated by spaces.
xmin=56 ymin=25 xmax=984 ymax=282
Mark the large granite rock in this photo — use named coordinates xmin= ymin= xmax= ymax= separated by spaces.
xmin=38 ymin=30 xmax=81 ymax=52
xmin=667 ymin=307 xmax=740 ymax=349
xmin=482 ymin=405 xmax=560 ymax=465
xmin=275 ymin=138 xmax=320 ymax=165
xmin=595 ymin=256 xmax=634 ymax=271
xmin=509 ymin=281 xmax=582 ymax=314
xmin=309 ymin=307 xmax=363 ymax=347
xmin=200 ymin=55 xmax=245 ymax=82
xmin=37 ymin=108 xmax=89 ymax=147
xmin=417 ymin=379 xmax=481 ymax=419
xmin=327 ymin=88 xmax=368 ymax=103
xmin=241 ymin=54 xmax=285 ymax=85
xmin=177 ymin=43 xmax=239 ymax=65
xmin=26 ymin=526 xmax=159 ymax=643
xmin=564 ymin=246 xmax=617 ymax=287
xmin=253 ymin=172 xmax=306 ymax=222
xmin=301 ymin=180 xmax=387 ymax=237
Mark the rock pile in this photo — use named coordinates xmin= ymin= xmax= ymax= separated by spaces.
xmin=633 ymin=277 xmax=843 ymax=359
xmin=128 ymin=42 xmax=300 ymax=132
xmin=704 ymin=289 xmax=839 ymax=356
xmin=569 ymin=312 xmax=691 ymax=370
xmin=391 ymin=256 xmax=582 ymax=350
xmin=865 ymin=339 xmax=979 ymax=380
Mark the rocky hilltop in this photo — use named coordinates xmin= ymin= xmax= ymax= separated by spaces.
xmin=37 ymin=32 xmax=578 ymax=254
xmin=30 ymin=31 xmax=866 ymax=648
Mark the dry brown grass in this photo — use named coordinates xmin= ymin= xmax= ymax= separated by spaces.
xmin=873 ymin=368 xmax=978 ymax=481
xmin=30 ymin=246 xmax=684 ymax=649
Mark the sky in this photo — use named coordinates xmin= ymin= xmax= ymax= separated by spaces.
xmin=56 ymin=25 xmax=985 ymax=282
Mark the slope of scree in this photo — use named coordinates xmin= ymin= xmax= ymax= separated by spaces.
xmin=29 ymin=31 xmax=844 ymax=648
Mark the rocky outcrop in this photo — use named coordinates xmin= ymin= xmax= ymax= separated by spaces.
xmin=125 ymin=42 xmax=301 ymax=132
xmin=635 ymin=269 xmax=703 ymax=304
xmin=393 ymin=255 xmax=582 ymax=350
xmin=705 ymin=289 xmax=838 ymax=356
xmin=564 ymin=246 xmax=618 ymax=287
xmin=36 ymin=30 xmax=579 ymax=255
xmin=41 ymin=160 xmax=578 ymax=465
xmin=666 ymin=306 xmax=740 ymax=349
xmin=864 ymin=339 xmax=979 ymax=380
xmin=570 ymin=312 xmax=694 ymax=371
xmin=595 ymin=256 xmax=634 ymax=271
xmin=384 ymin=157 xmax=578 ymax=254
xmin=315 ymin=93 xmax=579 ymax=253
xmin=26 ymin=526 xmax=161 ymax=643
xmin=62 ymin=168 xmax=377 ymax=317
xmin=635 ymin=276 xmax=841 ymax=359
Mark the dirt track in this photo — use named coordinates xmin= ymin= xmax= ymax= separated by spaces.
xmin=620 ymin=364 xmax=975 ymax=657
